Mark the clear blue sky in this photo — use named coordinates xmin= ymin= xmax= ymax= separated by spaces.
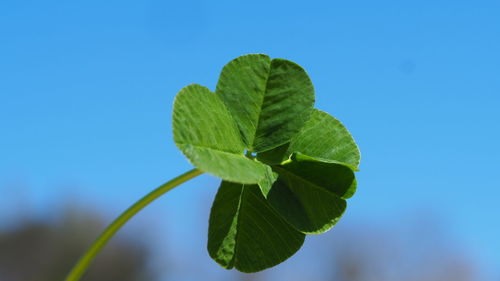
xmin=1 ymin=0 xmax=499 ymax=279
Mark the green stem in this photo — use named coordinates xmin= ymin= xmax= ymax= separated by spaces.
xmin=64 ymin=168 xmax=203 ymax=281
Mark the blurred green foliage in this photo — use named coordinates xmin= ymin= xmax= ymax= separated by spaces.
xmin=0 ymin=208 xmax=154 ymax=281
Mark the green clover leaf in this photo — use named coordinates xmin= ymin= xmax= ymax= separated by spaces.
xmin=216 ymin=54 xmax=315 ymax=153
xmin=172 ymin=83 xmax=276 ymax=194
xmin=207 ymin=181 xmax=305 ymax=273
xmin=172 ymin=54 xmax=360 ymax=272
xmin=258 ymin=109 xmax=361 ymax=169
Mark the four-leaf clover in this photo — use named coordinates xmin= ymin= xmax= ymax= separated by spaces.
xmin=173 ymin=54 xmax=360 ymax=273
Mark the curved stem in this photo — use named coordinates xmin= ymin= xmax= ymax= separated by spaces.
xmin=64 ymin=168 xmax=203 ymax=281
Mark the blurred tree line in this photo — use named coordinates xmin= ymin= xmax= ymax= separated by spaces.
xmin=234 ymin=217 xmax=481 ymax=281
xmin=0 ymin=207 xmax=153 ymax=281
xmin=0 ymin=204 xmax=483 ymax=281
